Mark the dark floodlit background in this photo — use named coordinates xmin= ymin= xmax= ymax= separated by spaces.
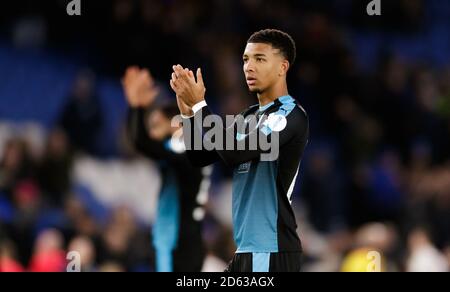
xmin=0 ymin=0 xmax=449 ymax=272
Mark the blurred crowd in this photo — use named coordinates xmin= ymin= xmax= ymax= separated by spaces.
xmin=1 ymin=0 xmax=450 ymax=272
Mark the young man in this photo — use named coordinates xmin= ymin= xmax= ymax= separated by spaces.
xmin=123 ymin=67 xmax=210 ymax=272
xmin=170 ymin=29 xmax=309 ymax=272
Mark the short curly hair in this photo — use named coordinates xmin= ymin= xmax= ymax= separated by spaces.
xmin=247 ymin=29 xmax=296 ymax=66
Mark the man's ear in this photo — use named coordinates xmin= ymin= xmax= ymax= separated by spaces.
xmin=279 ymin=60 xmax=290 ymax=76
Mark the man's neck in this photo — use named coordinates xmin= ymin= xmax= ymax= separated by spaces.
xmin=257 ymin=83 xmax=289 ymax=107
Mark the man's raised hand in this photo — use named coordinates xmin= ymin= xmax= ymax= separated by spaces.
xmin=170 ymin=65 xmax=206 ymax=108
xmin=122 ymin=66 xmax=159 ymax=108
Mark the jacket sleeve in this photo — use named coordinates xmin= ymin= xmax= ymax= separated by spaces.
xmin=182 ymin=111 xmax=221 ymax=167
xmin=127 ymin=107 xmax=192 ymax=165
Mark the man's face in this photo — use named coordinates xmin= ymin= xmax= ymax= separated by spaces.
xmin=147 ymin=110 xmax=172 ymax=141
xmin=243 ymin=43 xmax=287 ymax=93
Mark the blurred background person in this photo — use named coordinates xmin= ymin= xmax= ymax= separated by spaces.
xmin=37 ymin=128 xmax=73 ymax=207
xmin=58 ymin=69 xmax=103 ymax=156
xmin=406 ymin=228 xmax=449 ymax=272
xmin=0 ymin=237 xmax=25 ymax=272
xmin=28 ymin=228 xmax=66 ymax=272
xmin=67 ymin=236 xmax=96 ymax=272
xmin=123 ymin=67 xmax=210 ymax=272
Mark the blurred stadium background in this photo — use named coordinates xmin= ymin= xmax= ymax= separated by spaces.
xmin=0 ymin=0 xmax=450 ymax=272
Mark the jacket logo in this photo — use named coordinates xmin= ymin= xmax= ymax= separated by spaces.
xmin=237 ymin=162 xmax=251 ymax=173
